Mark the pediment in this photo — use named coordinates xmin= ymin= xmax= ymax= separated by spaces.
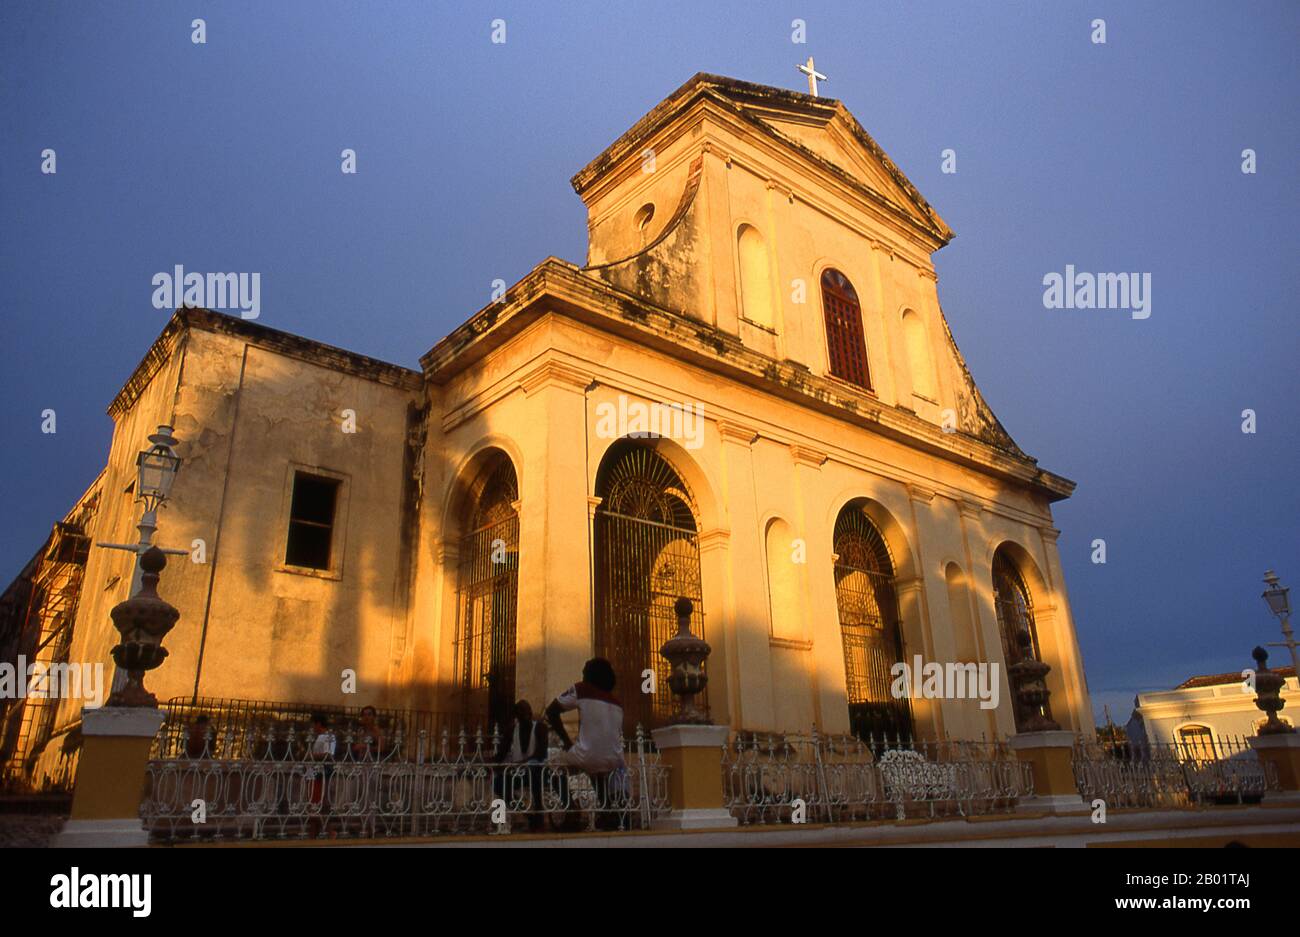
xmin=763 ymin=113 xmax=923 ymax=214
xmin=706 ymin=80 xmax=953 ymax=244
xmin=571 ymin=74 xmax=951 ymax=245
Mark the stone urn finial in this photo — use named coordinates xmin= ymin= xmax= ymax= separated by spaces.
xmin=1252 ymin=646 xmax=1294 ymax=735
xmin=106 ymin=546 xmax=179 ymax=707
xmin=1007 ymin=629 xmax=1059 ymax=732
xmin=659 ymin=597 xmax=711 ymax=725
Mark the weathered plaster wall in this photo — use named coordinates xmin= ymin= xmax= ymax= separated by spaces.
xmin=181 ymin=332 xmax=422 ymax=707
xmin=56 ymin=322 xmax=423 ymax=733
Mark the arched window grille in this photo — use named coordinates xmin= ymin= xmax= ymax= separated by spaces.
xmin=454 ymin=456 xmax=519 ymax=731
xmin=593 ymin=441 xmax=705 ymax=734
xmin=821 ymin=269 xmax=871 ymax=389
xmin=833 ymin=504 xmax=911 ymax=744
xmin=992 ymin=548 xmax=1052 ymax=731
xmin=1176 ymin=725 xmax=1216 ymax=763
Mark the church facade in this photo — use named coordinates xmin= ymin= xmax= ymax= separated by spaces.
xmin=5 ymin=74 xmax=1093 ymax=786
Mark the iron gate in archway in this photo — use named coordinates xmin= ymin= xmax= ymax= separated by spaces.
xmin=833 ymin=504 xmax=913 ymax=745
xmin=593 ymin=443 xmax=706 ymax=734
xmin=454 ymin=458 xmax=519 ymax=732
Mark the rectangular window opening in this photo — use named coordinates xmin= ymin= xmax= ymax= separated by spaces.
xmin=284 ymin=473 xmax=340 ymax=570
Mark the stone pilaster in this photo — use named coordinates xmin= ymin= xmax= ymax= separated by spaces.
xmin=696 ymin=526 xmax=735 ymax=728
xmin=516 ymin=359 xmax=593 ymax=703
xmin=1036 ymin=524 xmax=1094 ymax=735
xmin=714 ymin=420 xmax=766 ymax=730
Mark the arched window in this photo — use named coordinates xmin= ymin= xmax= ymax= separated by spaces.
xmin=821 ymin=269 xmax=871 ymax=389
xmin=593 ymin=440 xmax=705 ymax=733
xmin=1177 ymin=725 xmax=1216 ymax=762
xmin=737 ymin=224 xmax=774 ymax=328
xmin=992 ymin=547 xmax=1051 ymax=731
xmin=901 ymin=309 xmax=937 ymax=400
xmin=454 ymin=455 xmax=520 ymax=730
xmin=833 ymin=503 xmax=911 ymax=743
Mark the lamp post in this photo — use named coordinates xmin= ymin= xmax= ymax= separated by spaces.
xmin=96 ymin=425 xmax=188 ymax=695
xmin=96 ymin=425 xmax=188 ymax=597
xmin=1262 ymin=571 xmax=1299 ymax=679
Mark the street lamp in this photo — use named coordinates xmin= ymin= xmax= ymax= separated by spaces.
xmin=1262 ymin=570 xmax=1299 ymax=679
xmin=135 ymin=425 xmax=182 ymax=514
xmin=128 ymin=425 xmax=183 ymax=588
xmin=97 ymin=424 xmax=186 ymax=598
xmin=97 ymin=425 xmax=188 ymax=698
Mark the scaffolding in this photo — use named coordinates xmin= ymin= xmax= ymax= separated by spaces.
xmin=0 ymin=503 xmax=96 ymax=791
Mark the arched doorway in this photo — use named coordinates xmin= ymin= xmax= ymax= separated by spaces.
xmin=832 ymin=502 xmax=912 ymax=743
xmin=991 ymin=546 xmax=1052 ymax=731
xmin=593 ymin=440 xmax=705 ymax=733
xmin=453 ymin=454 xmax=519 ymax=731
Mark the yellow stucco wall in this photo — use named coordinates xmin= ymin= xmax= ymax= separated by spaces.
xmin=414 ymin=310 xmax=1089 ymax=738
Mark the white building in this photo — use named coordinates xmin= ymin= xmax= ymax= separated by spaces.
xmin=1126 ymin=666 xmax=1299 ymax=754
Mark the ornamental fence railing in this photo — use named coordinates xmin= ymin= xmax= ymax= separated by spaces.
xmin=141 ymin=723 xmax=669 ymax=842
xmin=155 ymin=697 xmax=463 ymax=763
xmin=722 ymin=732 xmax=1033 ymax=824
xmin=143 ymin=702 xmax=1284 ymax=839
xmin=1072 ymin=737 xmax=1278 ymax=809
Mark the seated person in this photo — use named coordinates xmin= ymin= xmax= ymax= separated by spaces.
xmin=305 ymin=713 xmax=337 ymax=838
xmin=489 ymin=699 xmax=549 ymax=831
xmin=545 ymin=658 xmax=626 ymax=831
xmin=350 ymin=705 xmax=387 ymax=760
xmin=185 ymin=715 xmax=213 ymax=758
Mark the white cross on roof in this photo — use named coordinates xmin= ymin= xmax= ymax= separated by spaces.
xmin=797 ymin=56 xmax=827 ymax=97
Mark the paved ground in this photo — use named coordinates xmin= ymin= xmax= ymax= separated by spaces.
xmin=0 ymin=814 xmax=66 ymax=848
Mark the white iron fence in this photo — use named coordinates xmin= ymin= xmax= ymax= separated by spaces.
xmin=723 ymin=732 xmax=1033 ymax=824
xmin=141 ymin=724 xmax=670 ymax=842
xmin=142 ymin=719 xmax=1283 ymax=841
xmin=1072 ymin=737 xmax=1277 ymax=809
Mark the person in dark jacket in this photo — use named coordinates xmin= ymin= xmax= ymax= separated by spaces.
xmin=491 ymin=699 xmax=549 ymax=831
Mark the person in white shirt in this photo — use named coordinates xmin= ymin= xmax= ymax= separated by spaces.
xmin=305 ymin=713 xmax=336 ymax=837
xmin=545 ymin=658 xmax=626 ymax=830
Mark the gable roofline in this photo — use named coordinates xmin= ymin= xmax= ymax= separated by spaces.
xmin=107 ymin=308 xmax=421 ymax=419
xmin=570 ymin=72 xmax=953 ymax=246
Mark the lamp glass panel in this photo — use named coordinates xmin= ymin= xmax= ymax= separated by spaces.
xmin=138 ymin=450 xmax=179 ymax=499
xmin=1265 ymin=589 xmax=1291 ymax=617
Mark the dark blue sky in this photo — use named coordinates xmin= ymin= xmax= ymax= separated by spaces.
xmin=2 ymin=1 xmax=1296 ymax=723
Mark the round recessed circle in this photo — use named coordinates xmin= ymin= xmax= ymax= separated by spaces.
xmin=634 ymin=203 xmax=655 ymax=231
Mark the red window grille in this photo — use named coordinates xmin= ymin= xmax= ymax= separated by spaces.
xmin=821 ymin=269 xmax=871 ymax=389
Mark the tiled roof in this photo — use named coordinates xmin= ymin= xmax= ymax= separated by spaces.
xmin=1176 ymin=666 xmax=1296 ymax=689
